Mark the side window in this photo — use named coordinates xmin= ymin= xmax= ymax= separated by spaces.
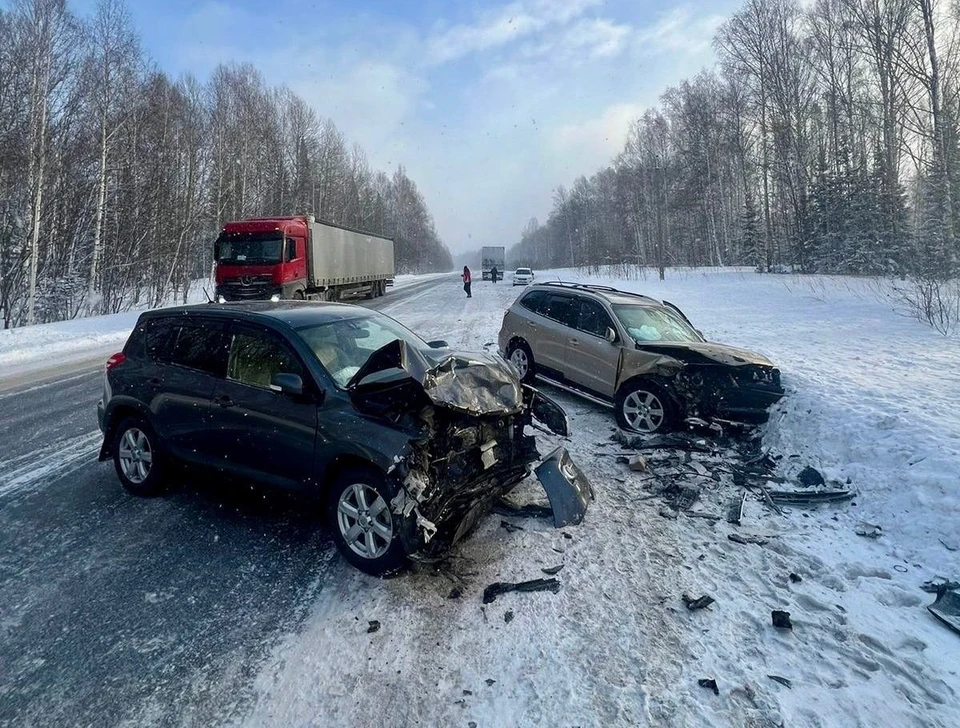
xmin=285 ymin=237 xmax=297 ymax=261
xmin=544 ymin=294 xmax=577 ymax=327
xmin=169 ymin=321 xmax=229 ymax=376
xmin=145 ymin=319 xmax=179 ymax=362
xmin=227 ymin=329 xmax=304 ymax=389
xmin=578 ymin=299 xmax=614 ymax=337
xmin=520 ymin=290 xmax=547 ymax=315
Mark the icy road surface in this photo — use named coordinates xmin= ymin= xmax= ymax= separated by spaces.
xmin=1 ymin=269 xmax=958 ymax=727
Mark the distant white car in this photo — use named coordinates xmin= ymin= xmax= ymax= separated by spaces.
xmin=512 ymin=267 xmax=534 ymax=286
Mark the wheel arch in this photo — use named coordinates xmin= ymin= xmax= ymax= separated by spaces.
xmin=99 ymin=398 xmax=154 ymax=461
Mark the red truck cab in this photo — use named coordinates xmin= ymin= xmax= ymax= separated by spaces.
xmin=214 ymin=216 xmax=310 ymax=301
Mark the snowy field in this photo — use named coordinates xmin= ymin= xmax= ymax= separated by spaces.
xmin=3 ymin=268 xmax=958 ymax=726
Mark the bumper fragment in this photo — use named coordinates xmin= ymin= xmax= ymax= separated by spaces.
xmin=535 ymin=446 xmax=594 ymax=527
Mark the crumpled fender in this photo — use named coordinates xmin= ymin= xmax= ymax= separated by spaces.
xmin=614 ymin=346 xmax=685 ymax=392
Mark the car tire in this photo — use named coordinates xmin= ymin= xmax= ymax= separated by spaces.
xmin=326 ymin=466 xmax=408 ymax=576
xmin=615 ymin=380 xmax=676 ymax=434
xmin=112 ymin=416 xmax=166 ymax=496
xmin=506 ymin=339 xmax=535 ymax=384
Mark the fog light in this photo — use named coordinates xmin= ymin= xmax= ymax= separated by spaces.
xmin=270 ymin=294 xmax=281 ymax=302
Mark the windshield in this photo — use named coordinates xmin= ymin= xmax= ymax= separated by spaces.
xmin=295 ymin=312 xmax=428 ymax=387
xmin=516 ymin=268 xmax=531 ymax=275
xmin=215 ymin=233 xmax=284 ymax=264
xmin=613 ymin=305 xmax=702 ymax=344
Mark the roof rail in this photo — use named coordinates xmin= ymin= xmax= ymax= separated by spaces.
xmin=537 ymin=280 xmax=657 ymax=302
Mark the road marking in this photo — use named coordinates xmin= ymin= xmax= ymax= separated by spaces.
xmin=0 ymin=430 xmax=103 ymax=500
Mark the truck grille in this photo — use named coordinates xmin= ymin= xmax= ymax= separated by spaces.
xmin=221 ymin=275 xmax=275 ymax=300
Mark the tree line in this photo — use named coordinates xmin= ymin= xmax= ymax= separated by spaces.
xmin=0 ymin=0 xmax=452 ymax=329
xmin=511 ymin=0 xmax=960 ymax=295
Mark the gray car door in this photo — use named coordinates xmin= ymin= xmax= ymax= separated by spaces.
xmin=208 ymin=323 xmax=318 ymax=489
xmin=563 ymin=297 xmax=620 ymax=399
xmin=535 ymin=293 xmax=579 ymax=377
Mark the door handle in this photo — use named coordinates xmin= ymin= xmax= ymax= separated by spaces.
xmin=528 ymin=321 xmax=537 ymax=329
xmin=215 ymin=395 xmax=234 ymax=408
xmin=568 ymin=338 xmax=579 ymax=346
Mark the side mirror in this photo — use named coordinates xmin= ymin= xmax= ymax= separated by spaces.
xmin=270 ymin=372 xmax=304 ymax=396
xmin=604 ymin=327 xmax=617 ymax=343
xmin=426 ymin=340 xmax=449 ymax=349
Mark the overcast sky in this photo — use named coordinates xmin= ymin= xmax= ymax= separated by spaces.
xmin=70 ymin=0 xmax=739 ymax=253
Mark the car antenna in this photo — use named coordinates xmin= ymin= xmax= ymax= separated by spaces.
xmin=202 ymin=286 xmax=213 ymax=303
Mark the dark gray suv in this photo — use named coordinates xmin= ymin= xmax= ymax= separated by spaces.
xmin=97 ymin=301 xmax=589 ymax=575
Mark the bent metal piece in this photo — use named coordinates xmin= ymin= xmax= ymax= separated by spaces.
xmin=535 ymin=446 xmax=594 ymax=527
xmin=928 ymin=587 xmax=960 ymax=637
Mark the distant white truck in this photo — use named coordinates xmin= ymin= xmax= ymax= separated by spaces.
xmin=481 ymin=246 xmax=505 ymax=281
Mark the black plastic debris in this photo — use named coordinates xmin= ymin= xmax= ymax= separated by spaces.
xmin=772 ymin=610 xmax=793 ymax=629
xmin=767 ymin=675 xmax=792 ymax=688
xmin=485 ymin=679 xmax=496 ymax=686
xmin=726 ymin=492 xmax=746 ymax=525
xmin=541 ymin=564 xmax=564 ymax=575
xmin=463 ymin=689 xmax=473 ymax=696
xmin=798 ymin=466 xmax=825 ymax=487
xmin=492 ymin=500 xmax=553 ymax=520
xmin=698 ymin=678 xmax=720 ymax=695
xmin=500 ymin=520 xmax=524 ymax=533
xmin=789 ymin=573 xmax=802 ymax=583
xmin=482 ymin=578 xmax=561 ymax=604
xmin=448 ymin=586 xmax=464 ymax=600
xmin=768 ymin=489 xmax=853 ymax=506
xmin=928 ymin=585 xmax=960 ymax=637
xmin=504 ymin=610 xmax=514 ymax=624
xmin=367 ymin=620 xmax=381 ymax=633
xmin=682 ymin=594 xmax=715 ymax=611
xmin=921 ymin=579 xmax=960 ymax=594
xmin=728 ymin=533 xmax=769 ymax=546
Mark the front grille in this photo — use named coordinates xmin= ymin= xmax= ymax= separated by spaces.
xmin=220 ymin=275 xmax=276 ymax=300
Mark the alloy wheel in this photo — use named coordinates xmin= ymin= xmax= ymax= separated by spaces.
xmin=509 ymin=347 xmax=529 ymax=379
xmin=336 ymin=483 xmax=394 ymax=559
xmin=118 ymin=427 xmax=153 ymax=484
xmin=622 ymin=390 xmax=666 ymax=433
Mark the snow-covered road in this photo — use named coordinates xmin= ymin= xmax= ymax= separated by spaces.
xmin=1 ymin=269 xmax=957 ymax=727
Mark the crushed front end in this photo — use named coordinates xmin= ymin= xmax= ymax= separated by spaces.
xmin=348 ymin=340 xmax=592 ymax=559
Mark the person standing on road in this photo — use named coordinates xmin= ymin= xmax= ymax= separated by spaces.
xmin=462 ymin=266 xmax=472 ymax=298
xmin=491 ymin=265 xmax=499 ymax=283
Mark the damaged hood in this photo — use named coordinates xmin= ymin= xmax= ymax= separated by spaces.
xmin=348 ymin=339 xmax=523 ymax=416
xmin=637 ymin=341 xmax=774 ymax=368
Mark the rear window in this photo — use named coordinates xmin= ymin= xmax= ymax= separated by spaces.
xmin=146 ymin=317 xmax=228 ymax=376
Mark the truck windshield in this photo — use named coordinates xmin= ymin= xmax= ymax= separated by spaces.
xmin=295 ymin=313 xmax=427 ymax=388
xmin=613 ymin=305 xmax=702 ymax=344
xmin=215 ymin=233 xmax=284 ymax=264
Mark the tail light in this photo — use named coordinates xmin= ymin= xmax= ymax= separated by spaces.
xmin=106 ymin=352 xmax=126 ymax=371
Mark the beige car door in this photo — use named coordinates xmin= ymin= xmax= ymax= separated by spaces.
xmin=563 ymin=297 xmax=620 ymax=399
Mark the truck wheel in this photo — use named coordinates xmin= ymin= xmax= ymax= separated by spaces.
xmin=326 ymin=466 xmax=408 ymax=576
xmin=293 ymin=290 xmax=304 ymax=300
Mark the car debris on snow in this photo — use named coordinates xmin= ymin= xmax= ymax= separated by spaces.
xmin=789 ymin=573 xmax=803 ymax=583
xmin=541 ymin=564 xmax=564 ymax=575
xmin=772 ymin=610 xmax=793 ymax=629
xmin=728 ymin=533 xmax=770 ymax=546
xmin=500 ymin=520 xmax=524 ymax=533
xmin=927 ymin=584 xmax=960 ymax=637
xmin=921 ymin=579 xmax=960 ymax=593
xmin=682 ymin=594 xmax=716 ymax=611
xmin=367 ymin=620 xmax=381 ymax=634
xmin=767 ymin=675 xmax=793 ymax=689
xmin=504 ymin=610 xmax=515 ymax=623
xmin=798 ymin=465 xmax=825 ymax=487
xmin=698 ymin=678 xmax=720 ymax=695
xmin=482 ymin=578 xmax=561 ymax=604
xmin=854 ymin=522 xmax=883 ymax=538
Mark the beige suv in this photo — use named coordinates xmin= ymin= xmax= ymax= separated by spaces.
xmin=497 ymin=282 xmax=784 ymax=433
